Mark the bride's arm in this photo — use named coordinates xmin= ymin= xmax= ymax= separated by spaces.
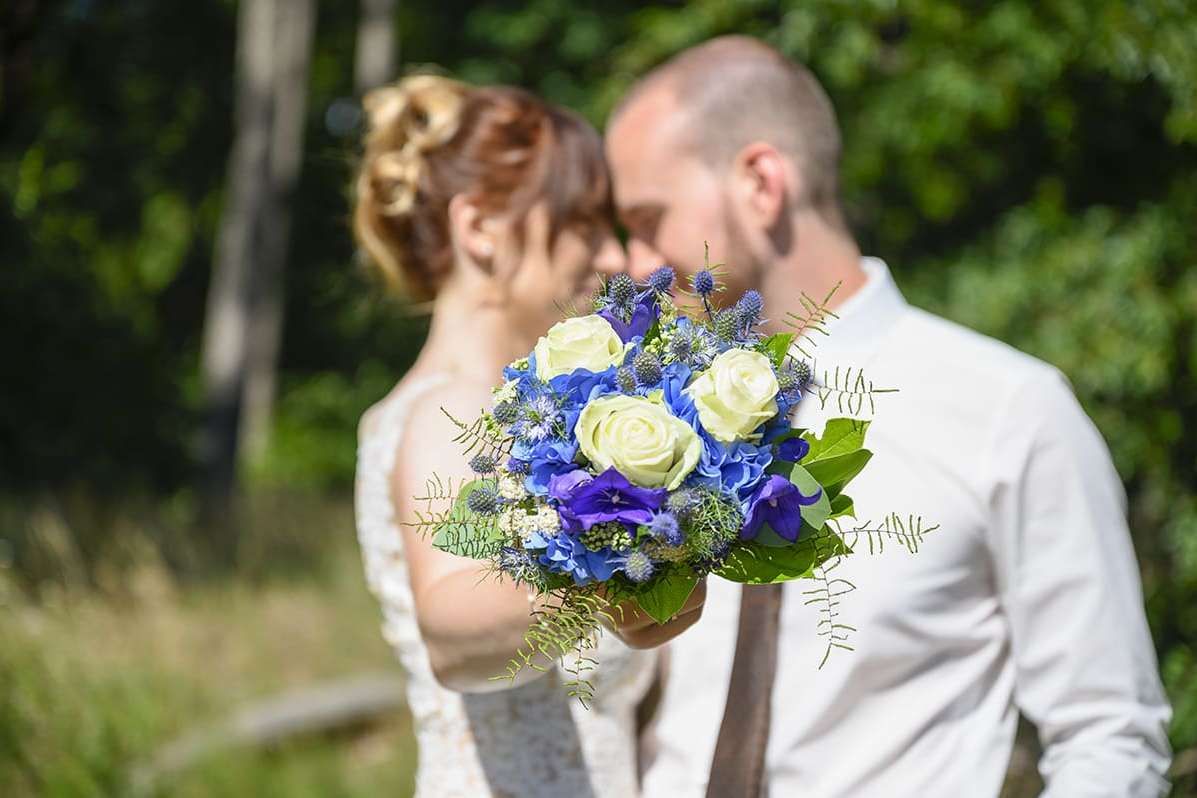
xmin=394 ymin=380 xmax=707 ymax=691
xmin=393 ymin=384 xmax=550 ymax=693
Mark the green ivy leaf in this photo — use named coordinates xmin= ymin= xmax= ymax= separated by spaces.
xmin=805 ymin=449 xmax=873 ymax=499
xmin=759 ymin=332 xmax=795 ymax=368
xmin=640 ymin=316 xmax=663 ymax=348
xmin=829 ymin=492 xmax=856 ymax=520
xmin=791 ymin=462 xmax=832 ymax=530
xmin=802 ymin=418 xmax=870 ymax=463
xmin=431 ymin=480 xmax=505 ymax=558
xmin=635 ymin=570 xmax=699 ymax=624
xmin=716 ymin=533 xmax=848 ymax=584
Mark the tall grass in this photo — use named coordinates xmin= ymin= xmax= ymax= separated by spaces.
xmin=0 ymin=494 xmax=416 ymax=797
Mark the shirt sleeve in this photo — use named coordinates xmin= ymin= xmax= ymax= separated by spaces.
xmin=985 ymin=367 xmax=1172 ymax=797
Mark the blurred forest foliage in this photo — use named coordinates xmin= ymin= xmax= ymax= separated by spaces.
xmin=2 ymin=0 xmax=1196 ymax=773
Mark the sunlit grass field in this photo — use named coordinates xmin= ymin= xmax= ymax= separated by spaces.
xmin=1 ymin=515 xmax=417 ymax=797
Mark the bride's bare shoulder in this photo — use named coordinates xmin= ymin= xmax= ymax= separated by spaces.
xmin=358 ymin=372 xmax=493 ymax=448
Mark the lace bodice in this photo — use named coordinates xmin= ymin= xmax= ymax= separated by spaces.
xmin=355 ymin=373 xmax=656 ymax=798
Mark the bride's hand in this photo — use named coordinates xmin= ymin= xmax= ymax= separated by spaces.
xmin=605 ymin=578 xmax=707 ymax=650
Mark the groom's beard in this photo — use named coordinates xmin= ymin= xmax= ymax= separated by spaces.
xmin=721 ymin=207 xmax=764 ymax=300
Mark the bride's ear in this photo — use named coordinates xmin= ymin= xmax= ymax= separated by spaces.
xmin=448 ymin=194 xmax=502 ymax=271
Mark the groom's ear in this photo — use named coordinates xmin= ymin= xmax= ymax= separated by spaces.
xmin=448 ymin=194 xmax=500 ymax=271
xmin=732 ymin=142 xmax=788 ymax=228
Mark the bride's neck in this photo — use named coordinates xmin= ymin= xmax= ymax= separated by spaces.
xmin=417 ymin=281 xmax=535 ymax=382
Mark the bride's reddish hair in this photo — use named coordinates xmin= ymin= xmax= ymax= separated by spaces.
xmin=354 ymin=75 xmax=611 ymax=300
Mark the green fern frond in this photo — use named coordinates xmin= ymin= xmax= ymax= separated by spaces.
xmin=783 ymin=283 xmax=841 ymax=358
xmin=442 ymin=407 xmax=511 ymax=461
xmin=801 ymin=533 xmax=857 ymax=668
xmin=843 ymin=514 xmax=940 ymax=555
xmin=404 ymin=473 xmax=467 ymax=539
xmin=491 ymin=587 xmax=614 ymax=708
xmin=808 ymin=365 xmax=897 ymax=416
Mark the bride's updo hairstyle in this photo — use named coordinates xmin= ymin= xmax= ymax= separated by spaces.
xmin=354 ymin=74 xmax=611 ymax=300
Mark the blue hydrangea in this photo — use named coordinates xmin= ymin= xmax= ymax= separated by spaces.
xmin=513 ymin=438 xmax=580 ymax=496
xmin=692 ymin=437 xmax=774 ymax=504
xmin=524 ymin=530 xmax=621 ymax=586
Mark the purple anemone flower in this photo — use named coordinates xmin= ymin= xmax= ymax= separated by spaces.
xmin=776 ymin=437 xmax=811 ymax=463
xmin=599 ymin=294 xmax=658 ymax=342
xmin=556 ymin=467 xmax=666 ymax=533
xmin=741 ymin=474 xmax=822 ymax=542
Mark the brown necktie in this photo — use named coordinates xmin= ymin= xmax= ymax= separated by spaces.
xmin=706 ymin=583 xmax=784 ymax=798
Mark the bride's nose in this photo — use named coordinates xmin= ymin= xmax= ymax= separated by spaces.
xmin=592 ymin=234 xmax=627 ymax=277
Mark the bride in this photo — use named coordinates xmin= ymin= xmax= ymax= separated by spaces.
xmin=352 ymin=75 xmax=658 ymax=797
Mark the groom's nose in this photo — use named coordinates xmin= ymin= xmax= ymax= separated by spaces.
xmin=592 ymin=235 xmax=628 ymax=277
xmin=627 ymin=239 xmax=663 ymax=281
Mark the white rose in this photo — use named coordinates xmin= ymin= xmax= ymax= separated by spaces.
xmin=684 ymin=348 xmax=779 ymax=443
xmin=534 ymin=315 xmax=625 ymax=381
xmin=575 ymin=392 xmax=701 ymax=490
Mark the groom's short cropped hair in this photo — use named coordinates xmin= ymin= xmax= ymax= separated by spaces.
xmin=614 ymin=36 xmax=845 ymax=226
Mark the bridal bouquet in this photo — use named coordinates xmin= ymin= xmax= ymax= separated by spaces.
xmin=411 ymin=256 xmax=904 ymax=703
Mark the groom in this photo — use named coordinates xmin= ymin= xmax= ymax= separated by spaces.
xmin=605 ymin=37 xmax=1172 ymax=797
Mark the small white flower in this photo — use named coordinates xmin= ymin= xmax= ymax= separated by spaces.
xmin=534 ymin=506 xmax=561 ymax=532
xmin=497 ymin=508 xmax=521 ymax=536
xmin=498 ymin=474 xmax=526 ymax=500
xmin=492 ymin=378 xmax=519 ymax=405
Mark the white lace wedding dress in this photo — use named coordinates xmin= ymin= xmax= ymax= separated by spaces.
xmin=355 ymin=373 xmax=657 ymax=798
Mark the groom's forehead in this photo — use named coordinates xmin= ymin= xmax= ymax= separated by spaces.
xmin=607 ymin=85 xmax=687 ymax=161
xmin=607 ymin=96 xmax=692 ymax=193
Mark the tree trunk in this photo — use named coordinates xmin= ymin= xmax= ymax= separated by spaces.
xmin=199 ymin=0 xmax=277 ymax=512
xmin=355 ymin=0 xmax=398 ymax=94
xmin=239 ymin=0 xmax=316 ymax=463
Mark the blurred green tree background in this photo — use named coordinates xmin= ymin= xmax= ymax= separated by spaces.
xmin=3 ymin=0 xmax=1195 ymax=792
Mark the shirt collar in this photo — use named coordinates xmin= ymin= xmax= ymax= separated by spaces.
xmin=792 ymin=256 xmax=908 ymax=364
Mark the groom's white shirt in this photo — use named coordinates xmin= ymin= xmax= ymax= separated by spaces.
xmin=641 ymin=258 xmax=1171 ymax=798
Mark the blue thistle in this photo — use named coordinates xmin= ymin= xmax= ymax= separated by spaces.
xmin=793 ymin=359 xmax=812 ymax=386
xmin=669 ymin=325 xmax=717 ymax=370
xmin=632 ymin=351 xmax=662 ymax=385
xmin=714 ymin=308 xmax=740 ymax=342
xmin=736 ymin=290 xmax=764 ymax=328
xmin=492 ymin=401 xmax=518 ymax=425
xmin=647 ymin=265 xmax=675 ymax=293
xmin=778 ymin=360 xmax=813 ymax=402
xmin=608 ymin=273 xmax=636 ymax=306
xmin=691 ymin=270 xmax=715 ymax=296
xmin=468 ymin=454 xmax=495 ymax=474
xmin=669 ymin=328 xmax=695 ymax=360
xmin=648 ymin=512 xmax=683 ymax=546
xmin=666 ymin=489 xmax=701 ymax=521
xmin=616 ymin=365 xmax=638 ymax=393
xmin=623 ymin=550 xmax=656 ymax=584
xmin=466 ymin=486 xmax=501 ymax=515
xmin=498 ymin=546 xmax=542 ymax=586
